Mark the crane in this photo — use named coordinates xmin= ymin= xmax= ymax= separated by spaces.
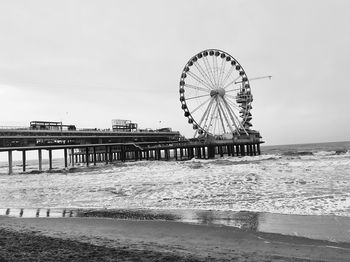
xmin=235 ymin=75 xmax=272 ymax=84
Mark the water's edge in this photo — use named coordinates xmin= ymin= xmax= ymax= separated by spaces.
xmin=1 ymin=207 xmax=350 ymax=244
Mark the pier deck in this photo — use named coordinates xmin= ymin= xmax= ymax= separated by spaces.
xmin=0 ymin=139 xmax=262 ymax=174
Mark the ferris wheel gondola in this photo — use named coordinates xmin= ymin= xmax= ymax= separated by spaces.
xmin=179 ymin=49 xmax=253 ymax=137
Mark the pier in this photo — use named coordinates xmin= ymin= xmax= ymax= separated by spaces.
xmin=0 ymin=137 xmax=262 ymax=174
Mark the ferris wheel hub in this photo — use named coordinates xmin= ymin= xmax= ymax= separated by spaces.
xmin=210 ymin=88 xmax=226 ymax=98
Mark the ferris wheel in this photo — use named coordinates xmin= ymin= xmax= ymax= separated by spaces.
xmin=179 ymin=49 xmax=253 ymax=137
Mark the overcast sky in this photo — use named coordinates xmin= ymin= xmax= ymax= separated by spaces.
xmin=0 ymin=0 xmax=349 ymax=145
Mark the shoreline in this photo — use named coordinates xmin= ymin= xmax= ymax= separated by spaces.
xmin=2 ymin=208 xmax=350 ymax=243
xmin=1 ymin=216 xmax=350 ymax=261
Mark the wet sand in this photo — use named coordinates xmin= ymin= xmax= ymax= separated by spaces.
xmin=1 ymin=216 xmax=350 ymax=261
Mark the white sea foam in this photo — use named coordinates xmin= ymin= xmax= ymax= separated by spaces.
xmin=0 ymin=147 xmax=350 ymax=217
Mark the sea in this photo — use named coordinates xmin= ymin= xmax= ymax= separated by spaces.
xmin=0 ymin=141 xmax=349 ymax=217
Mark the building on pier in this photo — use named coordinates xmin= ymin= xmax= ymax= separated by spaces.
xmin=0 ymin=120 xmax=181 ymax=148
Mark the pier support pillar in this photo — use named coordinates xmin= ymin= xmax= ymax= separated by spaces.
xmin=86 ymin=147 xmax=89 ymax=166
xmin=64 ymin=148 xmax=68 ymax=168
xmin=207 ymin=146 xmax=215 ymax=159
xmin=249 ymin=144 xmax=253 ymax=156
xmin=174 ymin=148 xmax=178 ymax=160
xmin=121 ymin=146 xmax=126 ymax=162
xmin=240 ymin=145 xmax=245 ymax=156
xmin=165 ymin=149 xmax=169 ymax=160
xmin=71 ymin=148 xmax=75 ymax=167
xmin=235 ymin=145 xmax=240 ymax=156
xmin=257 ymin=143 xmax=261 ymax=155
xmin=219 ymin=146 xmax=224 ymax=157
xmin=105 ymin=146 xmax=109 ymax=164
xmin=48 ymin=149 xmax=53 ymax=170
xmin=22 ymin=150 xmax=26 ymax=172
xmin=93 ymin=147 xmax=96 ymax=165
xmin=8 ymin=151 xmax=13 ymax=175
xmin=109 ymin=147 xmax=113 ymax=163
xmin=38 ymin=149 xmax=42 ymax=171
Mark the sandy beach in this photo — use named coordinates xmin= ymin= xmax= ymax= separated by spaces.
xmin=1 ymin=216 xmax=350 ymax=261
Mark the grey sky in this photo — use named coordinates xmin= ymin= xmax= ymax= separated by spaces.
xmin=0 ymin=0 xmax=349 ymax=145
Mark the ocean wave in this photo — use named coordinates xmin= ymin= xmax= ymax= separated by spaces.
xmin=187 ymin=155 xmax=282 ymax=167
xmin=314 ymin=149 xmax=349 ymax=156
xmin=282 ymin=151 xmax=314 ymax=156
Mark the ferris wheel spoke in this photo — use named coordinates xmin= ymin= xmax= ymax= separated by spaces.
xmin=197 ymin=98 xmax=215 ymax=131
xmin=218 ymin=58 xmax=226 ymax=87
xmin=225 ymin=88 xmax=241 ymax=93
xmin=213 ymin=56 xmax=219 ymax=87
xmin=220 ymin=97 xmax=241 ymax=131
xmin=203 ymin=57 xmax=216 ymax=88
xmin=201 ymin=102 xmax=214 ymax=132
xmin=223 ymin=97 xmax=248 ymax=135
xmin=184 ymin=83 xmax=210 ymax=93
xmin=193 ymin=61 xmax=216 ymax=89
xmin=218 ymin=101 xmax=234 ymax=133
xmin=223 ymin=75 xmax=242 ymax=90
xmin=191 ymin=97 xmax=212 ymax=114
xmin=225 ymin=96 xmax=244 ymax=111
xmin=218 ymin=99 xmax=235 ymax=131
xmin=207 ymin=101 xmax=219 ymax=133
xmin=211 ymin=107 xmax=219 ymax=134
xmin=216 ymin=101 xmax=228 ymax=133
xmin=225 ymin=94 xmax=237 ymax=100
xmin=186 ymin=93 xmax=210 ymax=100
xmin=220 ymin=66 xmax=234 ymax=88
xmin=187 ymin=71 xmax=212 ymax=90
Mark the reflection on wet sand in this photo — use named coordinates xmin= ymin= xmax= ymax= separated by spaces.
xmin=2 ymin=208 xmax=350 ymax=243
